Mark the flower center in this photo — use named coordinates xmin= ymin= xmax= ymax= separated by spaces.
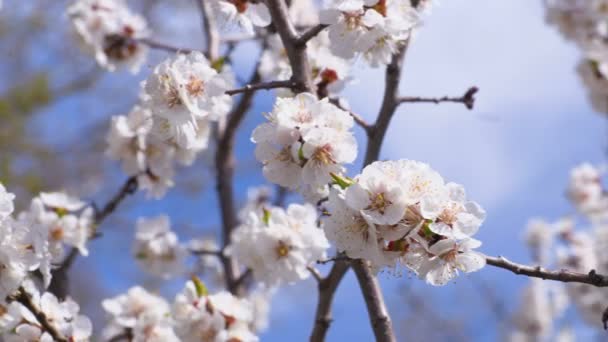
xmin=366 ymin=192 xmax=392 ymax=215
xmin=275 ymin=240 xmax=290 ymax=259
xmin=186 ymin=76 xmax=205 ymax=97
xmin=311 ymin=144 xmax=335 ymax=165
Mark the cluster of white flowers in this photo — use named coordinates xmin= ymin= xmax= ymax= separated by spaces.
xmin=320 ymin=0 xmax=419 ymax=66
xmin=324 ymin=160 xmax=486 ymax=285
xmin=507 ymin=278 xmax=569 ymax=341
xmin=132 ymin=215 xmax=187 ymax=279
xmin=512 ymin=163 xmax=608 ymax=337
xmin=545 ymin=1 xmax=608 ymax=114
xmin=252 ymin=92 xmax=357 ymax=201
xmin=106 ymin=52 xmax=234 ymax=198
xmin=1 ymin=281 xmax=92 ymax=342
xmin=67 ymin=0 xmax=149 ymax=72
xmin=566 ymin=163 xmax=608 ymax=220
xmin=172 ymin=280 xmax=258 ymax=342
xmin=211 ymin=0 xmax=271 ymax=35
xmin=101 ymin=286 xmax=178 ymax=341
xmin=227 ymin=202 xmax=329 ymax=286
xmin=0 ymin=183 xmax=94 ymax=300
xmin=259 ymin=33 xmax=353 ymax=98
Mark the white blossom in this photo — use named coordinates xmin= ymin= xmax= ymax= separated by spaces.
xmin=211 ymin=0 xmax=271 ymax=35
xmin=227 ymin=202 xmax=329 ymax=286
xmin=132 ymin=215 xmax=187 ymax=279
xmin=252 ymin=93 xmax=357 ymax=197
xmin=142 ymin=52 xmax=233 ymax=149
xmin=101 ymin=286 xmax=176 ymax=341
xmin=172 ymin=280 xmax=258 ymax=342
xmin=67 ymin=0 xmax=149 ymax=72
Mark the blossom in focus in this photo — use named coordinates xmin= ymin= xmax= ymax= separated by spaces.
xmin=227 ymin=202 xmax=329 ymax=286
xmin=142 ymin=52 xmax=233 ymax=149
xmin=252 ymin=93 xmax=357 ymax=201
xmin=323 ymin=159 xmax=486 ymax=285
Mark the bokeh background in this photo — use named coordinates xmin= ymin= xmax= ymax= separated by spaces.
xmin=2 ymin=0 xmax=607 ymax=340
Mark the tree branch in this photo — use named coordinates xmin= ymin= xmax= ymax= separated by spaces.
xmin=196 ymin=0 xmax=220 ymax=60
xmin=48 ymin=176 xmax=138 ymax=299
xmin=12 ymin=287 xmax=68 ymax=342
xmin=295 ymin=24 xmax=329 ymax=47
xmin=266 ymin=0 xmax=314 ymax=92
xmin=215 ymin=64 xmax=263 ymax=295
xmin=137 ymin=38 xmax=194 ymax=54
xmin=364 ymin=43 xmax=409 ymax=165
xmin=310 ymin=260 xmax=350 ymax=342
xmin=352 ymin=259 xmax=396 ymax=342
xmin=225 ymin=80 xmax=297 ymax=95
xmin=397 ymin=86 xmax=478 ymax=110
xmin=485 ymin=255 xmax=608 ymax=286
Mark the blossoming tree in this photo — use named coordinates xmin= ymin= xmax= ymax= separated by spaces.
xmin=1 ymin=0 xmax=608 ymax=341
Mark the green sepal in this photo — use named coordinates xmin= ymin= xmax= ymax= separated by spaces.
xmin=330 ymin=172 xmax=355 ymax=189
xmin=191 ymin=275 xmax=208 ymax=297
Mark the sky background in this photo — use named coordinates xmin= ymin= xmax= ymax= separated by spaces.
xmin=7 ymin=0 xmax=608 ymax=340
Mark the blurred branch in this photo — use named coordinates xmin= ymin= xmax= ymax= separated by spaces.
xmin=138 ymin=37 xmax=194 ymax=54
xmin=266 ymin=0 xmax=314 ymax=93
xmin=48 ymin=176 xmax=139 ymax=298
xmin=295 ymin=24 xmax=329 ymax=46
xmin=11 ymin=287 xmax=67 ymax=342
xmin=195 ymin=0 xmax=219 ymax=60
xmin=485 ymin=255 xmax=608 ymax=286
xmin=215 ymin=61 xmax=263 ymax=295
xmin=225 ymin=80 xmax=297 ymax=95
xmin=397 ymin=86 xmax=479 ymax=110
xmin=310 ymin=260 xmax=350 ymax=342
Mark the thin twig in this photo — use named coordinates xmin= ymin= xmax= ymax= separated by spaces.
xmin=266 ymin=0 xmax=314 ymax=93
xmin=329 ymin=97 xmax=371 ymax=132
xmin=317 ymin=255 xmax=353 ymax=265
xmin=196 ymin=0 xmax=220 ymax=60
xmin=295 ymin=24 xmax=329 ymax=47
xmin=189 ymin=248 xmax=223 ymax=256
xmin=397 ymin=86 xmax=479 ymax=110
xmin=12 ymin=287 xmax=68 ymax=342
xmin=48 ymin=176 xmax=138 ymax=298
xmin=137 ymin=38 xmax=194 ymax=54
xmin=94 ymin=175 xmax=139 ymax=222
xmin=310 ymin=260 xmax=350 ymax=342
xmin=215 ymin=61 xmax=264 ymax=295
xmin=485 ymin=255 xmax=608 ymax=286
xmin=308 ymin=266 xmax=323 ymax=283
xmin=225 ymin=80 xmax=297 ymax=95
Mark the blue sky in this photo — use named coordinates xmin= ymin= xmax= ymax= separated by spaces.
xmin=17 ymin=0 xmax=608 ymax=340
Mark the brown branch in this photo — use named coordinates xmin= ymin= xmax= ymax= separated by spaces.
xmin=329 ymin=97 xmax=371 ymax=132
xmin=137 ymin=38 xmax=194 ymax=54
xmin=397 ymin=86 xmax=478 ymax=110
xmin=295 ymin=24 xmax=329 ymax=47
xmin=310 ymin=260 xmax=350 ymax=342
xmin=196 ymin=0 xmax=220 ymax=60
xmin=352 ymin=260 xmax=396 ymax=342
xmin=308 ymin=266 xmax=323 ymax=283
xmin=266 ymin=0 xmax=314 ymax=93
xmin=94 ymin=175 xmax=139 ymax=223
xmin=225 ymin=80 xmax=297 ymax=95
xmin=215 ymin=63 xmax=263 ymax=295
xmin=189 ymin=248 xmax=223 ymax=256
xmin=485 ymin=255 xmax=608 ymax=286
xmin=48 ymin=176 xmax=138 ymax=299
xmin=364 ymin=43 xmax=409 ymax=165
xmin=12 ymin=287 xmax=68 ymax=342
